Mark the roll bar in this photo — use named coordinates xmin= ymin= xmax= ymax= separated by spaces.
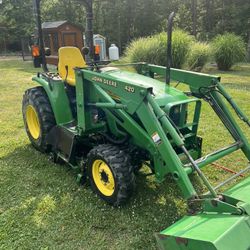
xmin=33 ymin=0 xmax=94 ymax=71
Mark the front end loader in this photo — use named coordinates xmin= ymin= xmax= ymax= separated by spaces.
xmin=22 ymin=9 xmax=250 ymax=250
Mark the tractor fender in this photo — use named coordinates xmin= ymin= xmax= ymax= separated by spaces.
xmin=32 ymin=76 xmax=73 ymax=125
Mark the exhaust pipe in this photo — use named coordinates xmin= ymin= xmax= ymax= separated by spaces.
xmin=166 ymin=12 xmax=175 ymax=85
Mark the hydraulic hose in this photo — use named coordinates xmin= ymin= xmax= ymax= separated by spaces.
xmin=99 ymin=132 xmax=129 ymax=145
xmin=216 ymin=84 xmax=250 ymax=127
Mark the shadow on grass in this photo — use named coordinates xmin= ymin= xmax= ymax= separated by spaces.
xmin=0 ymin=145 xmax=200 ymax=249
xmin=1 ymin=149 xmax=248 ymax=249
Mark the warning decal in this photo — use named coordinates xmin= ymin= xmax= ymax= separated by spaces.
xmin=151 ymin=132 xmax=162 ymax=145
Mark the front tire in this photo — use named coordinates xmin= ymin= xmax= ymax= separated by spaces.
xmin=22 ymin=86 xmax=56 ymax=152
xmin=87 ymin=144 xmax=135 ymax=206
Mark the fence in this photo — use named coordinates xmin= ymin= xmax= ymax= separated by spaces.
xmin=21 ymin=38 xmax=32 ymax=61
xmin=0 ymin=37 xmax=32 ymax=61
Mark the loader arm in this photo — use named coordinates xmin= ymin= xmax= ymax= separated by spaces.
xmin=147 ymin=64 xmax=250 ymax=161
xmin=138 ymin=64 xmax=250 ymax=250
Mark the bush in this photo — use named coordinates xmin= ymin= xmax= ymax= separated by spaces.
xmin=124 ymin=35 xmax=163 ymax=66
xmin=124 ymin=29 xmax=193 ymax=69
xmin=171 ymin=29 xmax=194 ymax=68
xmin=211 ymin=33 xmax=246 ymax=70
xmin=187 ymin=42 xmax=211 ymax=71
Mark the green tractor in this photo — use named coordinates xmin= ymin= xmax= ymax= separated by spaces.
xmin=23 ymin=3 xmax=250 ymax=249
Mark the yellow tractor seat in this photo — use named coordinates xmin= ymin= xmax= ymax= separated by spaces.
xmin=58 ymin=47 xmax=87 ymax=86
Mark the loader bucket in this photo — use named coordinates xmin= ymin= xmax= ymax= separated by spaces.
xmin=225 ymin=173 xmax=250 ymax=202
xmin=156 ymin=176 xmax=250 ymax=250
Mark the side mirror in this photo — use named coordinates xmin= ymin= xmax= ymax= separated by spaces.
xmin=44 ymin=47 xmax=51 ymax=56
xmin=81 ymin=47 xmax=89 ymax=55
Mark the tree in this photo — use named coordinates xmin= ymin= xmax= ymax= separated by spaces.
xmin=0 ymin=0 xmax=249 ymax=53
xmin=0 ymin=0 xmax=35 ymax=45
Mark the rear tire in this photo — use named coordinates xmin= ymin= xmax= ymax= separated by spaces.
xmin=87 ymin=144 xmax=135 ymax=206
xmin=22 ymin=86 xmax=56 ymax=152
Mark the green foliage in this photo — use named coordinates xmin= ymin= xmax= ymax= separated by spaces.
xmin=124 ymin=30 xmax=193 ymax=69
xmin=187 ymin=42 xmax=211 ymax=71
xmin=0 ymin=0 xmax=35 ymax=42
xmin=0 ymin=0 xmax=248 ymax=67
xmin=212 ymin=33 xmax=246 ymax=70
xmin=95 ymin=0 xmax=250 ymax=49
xmin=0 ymin=0 xmax=250 ymax=53
xmin=124 ymin=33 xmax=165 ymax=66
xmin=171 ymin=29 xmax=194 ymax=68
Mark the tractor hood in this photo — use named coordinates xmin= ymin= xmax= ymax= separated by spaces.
xmin=102 ymin=68 xmax=189 ymax=102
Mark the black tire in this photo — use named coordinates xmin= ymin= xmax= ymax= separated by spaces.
xmin=22 ymin=86 xmax=56 ymax=152
xmin=87 ymin=144 xmax=135 ymax=206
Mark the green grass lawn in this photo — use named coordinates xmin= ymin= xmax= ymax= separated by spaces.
xmin=0 ymin=59 xmax=249 ymax=249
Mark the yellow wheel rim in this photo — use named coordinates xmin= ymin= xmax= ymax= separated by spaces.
xmin=26 ymin=105 xmax=40 ymax=139
xmin=92 ymin=159 xmax=115 ymax=196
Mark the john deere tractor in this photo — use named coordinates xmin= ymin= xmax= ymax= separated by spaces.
xmin=23 ymin=3 xmax=250 ymax=249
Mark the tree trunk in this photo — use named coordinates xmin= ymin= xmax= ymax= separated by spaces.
xmin=205 ymin=0 xmax=214 ymax=34
xmin=191 ymin=0 xmax=197 ymax=37
xmin=221 ymin=0 xmax=225 ymax=31
xmin=248 ymin=31 xmax=250 ymax=62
